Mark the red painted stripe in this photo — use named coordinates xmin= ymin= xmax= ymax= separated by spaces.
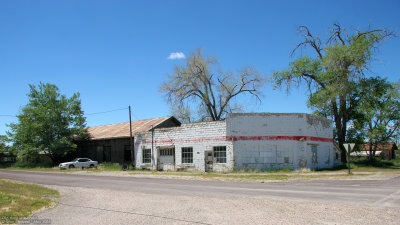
xmin=137 ymin=135 xmax=333 ymax=145
xmin=226 ymin=136 xmax=333 ymax=143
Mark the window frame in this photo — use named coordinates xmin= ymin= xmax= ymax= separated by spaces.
xmin=142 ymin=148 xmax=151 ymax=164
xmin=181 ymin=147 xmax=193 ymax=164
xmin=213 ymin=146 xmax=227 ymax=163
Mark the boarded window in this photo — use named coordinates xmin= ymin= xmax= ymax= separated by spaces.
xmin=311 ymin=145 xmax=318 ymax=164
xmin=142 ymin=149 xmax=151 ymax=164
xmin=213 ymin=146 xmax=227 ymax=163
xmin=182 ymin=147 xmax=193 ymax=163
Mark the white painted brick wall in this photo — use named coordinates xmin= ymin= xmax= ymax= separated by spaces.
xmin=227 ymin=113 xmax=334 ymax=170
xmin=134 ymin=113 xmax=334 ymax=172
xmin=135 ymin=120 xmax=233 ymax=172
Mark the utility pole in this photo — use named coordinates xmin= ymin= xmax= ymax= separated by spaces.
xmin=129 ymin=106 xmax=134 ymax=168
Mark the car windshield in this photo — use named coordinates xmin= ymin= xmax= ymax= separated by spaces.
xmin=71 ymin=158 xmax=79 ymax=162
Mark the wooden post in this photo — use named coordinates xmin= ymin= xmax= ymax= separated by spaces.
xmin=344 ymin=143 xmax=355 ymax=175
xmin=348 ymin=145 xmax=351 ymax=174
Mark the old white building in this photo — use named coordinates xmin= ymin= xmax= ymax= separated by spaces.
xmin=134 ymin=113 xmax=337 ymax=171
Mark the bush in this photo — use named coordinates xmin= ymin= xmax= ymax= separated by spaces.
xmin=352 ymin=158 xmax=395 ymax=168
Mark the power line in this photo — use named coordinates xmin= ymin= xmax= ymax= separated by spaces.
xmin=0 ymin=107 xmax=129 ymax=118
xmin=84 ymin=107 xmax=128 ymax=116
xmin=0 ymin=115 xmax=17 ymax=117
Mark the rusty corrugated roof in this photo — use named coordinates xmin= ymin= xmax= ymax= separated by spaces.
xmin=360 ymin=142 xmax=398 ymax=151
xmin=87 ymin=116 xmax=178 ymax=140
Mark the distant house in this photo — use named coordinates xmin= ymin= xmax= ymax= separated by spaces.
xmin=77 ymin=113 xmax=336 ymax=171
xmin=351 ymin=142 xmax=398 ymax=160
xmin=0 ymin=152 xmax=16 ymax=165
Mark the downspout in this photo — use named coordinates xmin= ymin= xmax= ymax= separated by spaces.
xmin=231 ymin=137 xmax=235 ymax=170
xmin=151 ymin=125 xmax=154 ymax=170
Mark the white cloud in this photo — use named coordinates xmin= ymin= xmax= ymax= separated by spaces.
xmin=167 ymin=52 xmax=185 ymax=60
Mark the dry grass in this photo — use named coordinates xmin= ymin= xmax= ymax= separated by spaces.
xmin=0 ymin=179 xmax=59 ymax=224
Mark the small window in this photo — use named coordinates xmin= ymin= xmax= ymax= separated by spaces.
xmin=182 ymin=147 xmax=193 ymax=163
xmin=142 ymin=149 xmax=151 ymax=164
xmin=160 ymin=148 xmax=174 ymax=156
xmin=213 ymin=146 xmax=227 ymax=163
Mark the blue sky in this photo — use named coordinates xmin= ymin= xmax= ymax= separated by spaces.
xmin=1 ymin=0 xmax=399 ymax=136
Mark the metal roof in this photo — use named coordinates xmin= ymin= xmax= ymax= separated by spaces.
xmin=87 ymin=116 xmax=180 ymax=140
xmin=360 ymin=142 xmax=398 ymax=151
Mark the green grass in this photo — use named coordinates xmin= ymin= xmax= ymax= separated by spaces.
xmin=318 ymin=158 xmax=400 ymax=172
xmin=0 ymin=179 xmax=59 ymax=224
xmin=1 ymin=158 xmax=399 ymax=182
xmin=0 ymin=162 xmax=125 ymax=173
xmin=95 ymin=163 xmax=124 ymax=171
xmin=351 ymin=158 xmax=400 ymax=169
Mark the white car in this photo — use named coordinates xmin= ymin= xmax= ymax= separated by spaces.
xmin=59 ymin=158 xmax=98 ymax=169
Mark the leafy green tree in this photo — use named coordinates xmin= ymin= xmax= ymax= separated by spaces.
xmin=8 ymin=83 xmax=87 ymax=164
xmin=0 ymin=135 xmax=10 ymax=153
xmin=160 ymin=49 xmax=267 ymax=122
xmin=273 ymin=23 xmax=393 ymax=163
xmin=353 ymin=77 xmax=400 ymax=160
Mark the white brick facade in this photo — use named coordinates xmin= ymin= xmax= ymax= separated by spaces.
xmin=134 ymin=113 xmax=334 ymax=171
xmin=135 ymin=121 xmax=233 ymax=172
xmin=227 ymin=113 xmax=334 ymax=170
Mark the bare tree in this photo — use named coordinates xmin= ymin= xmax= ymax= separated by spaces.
xmin=160 ymin=49 xmax=267 ymax=122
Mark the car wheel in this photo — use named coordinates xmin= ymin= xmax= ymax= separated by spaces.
xmin=89 ymin=164 xmax=95 ymax=168
xmin=69 ymin=165 xmax=75 ymax=169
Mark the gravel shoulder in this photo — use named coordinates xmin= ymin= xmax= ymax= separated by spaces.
xmin=31 ymin=184 xmax=400 ymax=225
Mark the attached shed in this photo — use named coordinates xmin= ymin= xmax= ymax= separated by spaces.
xmin=76 ymin=116 xmax=181 ymax=164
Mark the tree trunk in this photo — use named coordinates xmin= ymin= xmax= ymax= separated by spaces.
xmin=332 ymin=101 xmax=347 ymax=163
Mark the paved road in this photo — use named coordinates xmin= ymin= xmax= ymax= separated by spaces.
xmin=0 ymin=170 xmax=399 ymax=207
xmin=1 ymin=170 xmax=400 ymax=224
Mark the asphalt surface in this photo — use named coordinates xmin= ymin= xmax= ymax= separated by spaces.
xmin=1 ymin=170 xmax=399 ymax=207
xmin=1 ymin=170 xmax=400 ymax=224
